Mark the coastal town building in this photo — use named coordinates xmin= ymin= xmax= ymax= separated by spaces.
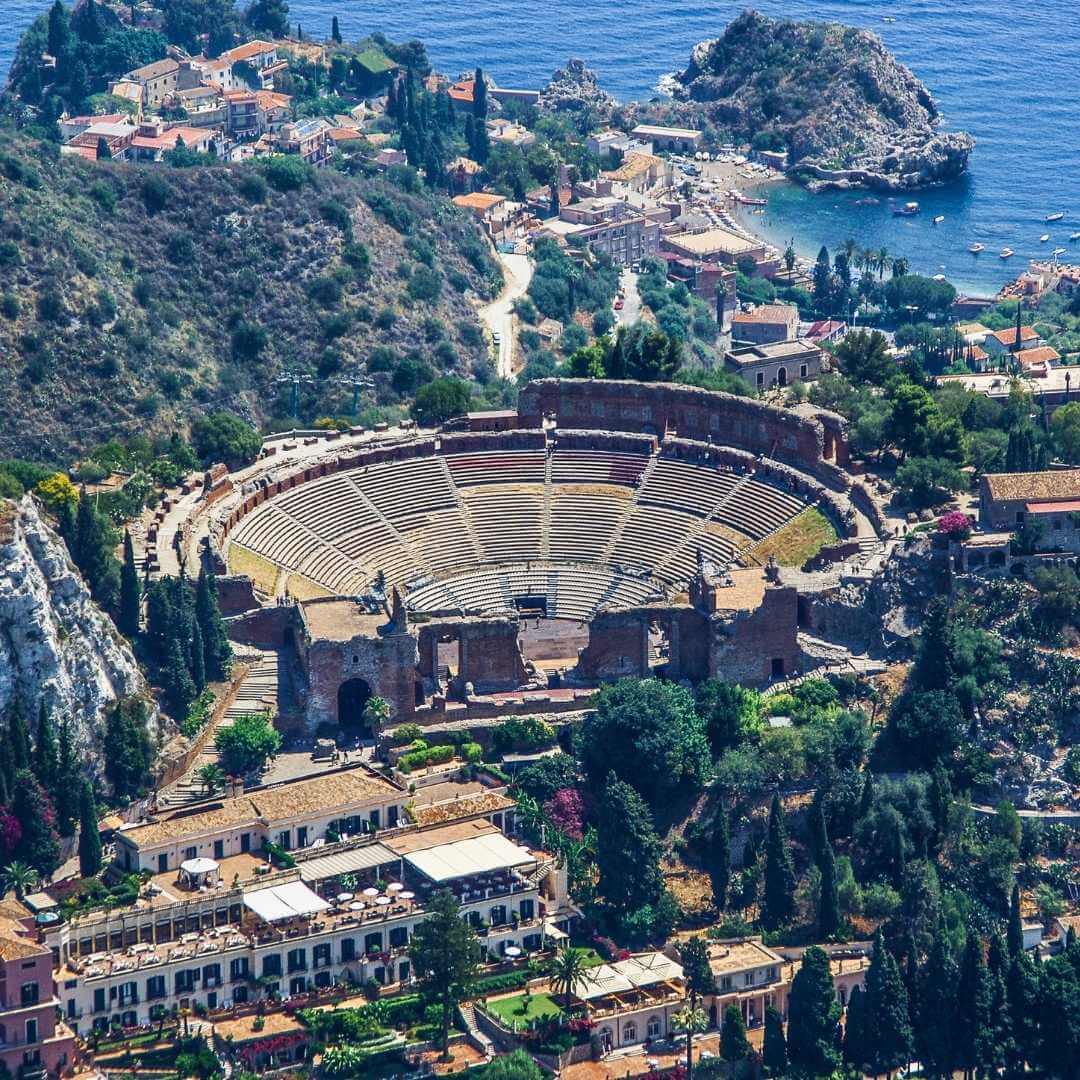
xmin=731 ymin=303 xmax=800 ymax=345
xmin=979 ymin=470 xmax=1080 ymax=551
xmin=724 ymin=339 xmax=826 ymax=390
xmin=541 ymin=197 xmax=660 ymax=266
xmin=630 ymin=123 xmax=703 ymax=153
xmin=0 ymin=902 xmax=76 ymax=1078
xmin=662 ymin=227 xmax=766 ymax=269
xmin=983 ymin=324 xmax=1043 ymax=357
xmin=804 ymin=319 xmax=848 ymax=346
xmin=277 ymin=119 xmax=334 ymax=167
xmin=601 ymin=152 xmax=669 ymax=193
xmin=112 ymin=57 xmax=179 ymax=109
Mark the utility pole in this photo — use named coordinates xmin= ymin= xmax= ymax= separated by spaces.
xmin=275 ymin=371 xmax=315 ymax=423
xmin=332 ymin=371 xmax=375 ymax=417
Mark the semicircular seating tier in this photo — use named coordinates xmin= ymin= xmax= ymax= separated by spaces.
xmin=225 ymin=442 xmax=811 ymax=620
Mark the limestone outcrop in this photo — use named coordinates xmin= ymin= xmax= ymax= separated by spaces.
xmin=673 ymin=10 xmax=974 ymax=191
xmin=0 ymin=496 xmax=163 ymax=774
xmin=539 ymin=59 xmax=617 ymax=119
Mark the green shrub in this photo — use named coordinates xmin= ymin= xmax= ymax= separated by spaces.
xmin=263 ymin=154 xmax=314 ymax=192
xmin=141 ymin=174 xmax=170 ymax=214
xmin=461 ymin=742 xmax=483 ymax=764
xmin=238 ymin=171 xmax=268 ymax=202
xmin=391 ymin=723 xmax=423 ymax=746
xmin=491 ymin=716 xmax=556 ymax=755
xmin=397 ymin=743 xmax=455 ymax=773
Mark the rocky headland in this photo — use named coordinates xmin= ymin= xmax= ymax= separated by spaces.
xmin=670 ymin=10 xmax=974 ymax=192
xmin=539 ymin=58 xmax=617 ymax=119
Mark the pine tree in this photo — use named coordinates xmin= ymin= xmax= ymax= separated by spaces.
xmin=53 ymin=717 xmax=79 ymax=838
xmin=955 ymin=930 xmax=995 ymax=1079
xmin=119 ymin=531 xmax=141 ymax=637
xmin=918 ymin=924 xmax=957 ymax=1078
xmin=762 ymin=1004 xmax=787 ymax=1077
xmin=787 ymin=946 xmax=841 ymax=1077
xmin=77 ymin=780 xmax=102 ymax=878
xmin=862 ymin=930 xmax=914 ymax=1075
xmin=33 ymin=703 xmax=58 ymax=793
xmin=709 ymin=803 xmax=730 ymax=910
xmin=11 ymin=769 xmax=61 ymax=877
xmin=331 ymin=14 xmax=341 ymax=42
xmin=720 ymin=1004 xmax=750 ymax=1062
xmin=762 ymin=793 xmax=796 ymax=930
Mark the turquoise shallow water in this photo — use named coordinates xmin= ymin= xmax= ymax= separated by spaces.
xmin=3 ymin=0 xmax=1077 ymax=294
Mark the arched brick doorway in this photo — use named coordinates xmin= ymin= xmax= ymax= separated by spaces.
xmin=338 ymin=677 xmax=372 ymax=733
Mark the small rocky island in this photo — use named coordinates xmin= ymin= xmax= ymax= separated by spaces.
xmin=673 ymin=10 xmax=974 ymax=191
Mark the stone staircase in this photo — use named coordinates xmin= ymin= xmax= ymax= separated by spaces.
xmin=157 ymin=648 xmax=285 ymax=808
xmin=458 ymin=1002 xmax=495 ymax=1059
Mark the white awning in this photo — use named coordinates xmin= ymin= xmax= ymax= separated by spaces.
xmin=403 ymin=834 xmax=536 ymax=884
xmin=297 ymin=843 xmax=399 ymax=883
xmin=180 ymin=857 xmax=219 ymax=875
xmin=243 ymin=881 xmax=331 ymax=922
xmin=575 ymin=964 xmax=635 ymax=1000
xmin=616 ymin=952 xmax=684 ymax=987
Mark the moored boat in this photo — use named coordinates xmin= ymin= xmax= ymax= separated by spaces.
xmin=893 ymin=201 xmax=920 ymax=217
xmin=1047 ymin=212 xmax=1065 ymax=222
xmin=1000 ymin=248 xmax=1014 ymax=259
xmin=969 ymin=243 xmax=985 ymax=254
xmin=1040 ymin=234 xmax=1050 ymax=242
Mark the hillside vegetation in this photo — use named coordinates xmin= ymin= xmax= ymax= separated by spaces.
xmin=0 ymin=128 xmax=504 ymax=460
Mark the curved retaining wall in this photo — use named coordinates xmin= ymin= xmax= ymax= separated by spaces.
xmin=518 ymin=379 xmax=850 ymax=476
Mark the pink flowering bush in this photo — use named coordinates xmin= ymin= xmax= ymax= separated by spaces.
xmin=544 ymin=787 xmax=585 ymax=840
xmin=938 ymin=510 xmax=971 ymax=539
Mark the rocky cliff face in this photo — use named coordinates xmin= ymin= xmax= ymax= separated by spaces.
xmin=539 ymin=59 xmax=617 ymax=119
xmin=674 ymin=10 xmax=974 ymax=191
xmin=0 ymin=496 xmax=163 ymax=772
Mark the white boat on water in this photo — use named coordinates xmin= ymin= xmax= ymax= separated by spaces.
xmin=1071 ymin=232 xmax=1080 ymax=241
xmin=969 ymin=243 xmax=985 ymax=254
xmin=1000 ymin=248 xmax=1015 ymax=259
xmin=1040 ymin=234 xmax=1051 ymax=242
xmin=1047 ymin=212 xmax=1065 ymax=222
xmin=1052 ymin=247 xmax=1067 ymax=257
xmin=932 ymin=215 xmax=945 ymax=224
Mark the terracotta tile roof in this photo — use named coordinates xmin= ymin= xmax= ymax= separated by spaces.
xmin=1016 ymin=346 xmax=1061 ymax=367
xmin=732 ymin=303 xmax=798 ymax=325
xmin=448 ymin=79 xmax=475 ymax=103
xmin=991 ymin=325 xmax=1040 ymax=347
xmin=0 ymin=918 xmax=45 ymax=961
xmin=411 ymin=791 xmax=515 ymax=827
xmin=452 ymin=192 xmax=505 ymax=212
xmin=120 ymin=768 xmax=401 ymax=848
xmin=984 ymin=469 xmax=1080 ymax=503
xmin=128 ymin=58 xmax=179 ymax=81
xmin=223 ymin=39 xmax=277 ymax=63
xmin=603 ymin=152 xmax=662 ymax=182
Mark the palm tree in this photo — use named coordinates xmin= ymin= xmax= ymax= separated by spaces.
xmin=362 ymin=696 xmax=391 ymax=734
xmin=2 ymin=861 xmax=39 ymax=900
xmin=673 ymin=1005 xmax=709 ymax=1080
xmin=195 ymin=763 xmax=226 ymax=796
xmin=891 ymin=256 xmax=910 ymax=278
xmin=857 ymin=248 xmax=874 ymax=278
xmin=842 ymin=238 xmax=858 ymax=265
xmin=876 ymin=246 xmax=890 ymax=279
xmin=549 ymin=945 xmax=589 ymax=1007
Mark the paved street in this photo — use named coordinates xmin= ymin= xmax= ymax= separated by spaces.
xmin=616 ymin=267 xmax=642 ymax=327
xmin=478 ymin=250 xmax=533 ymax=379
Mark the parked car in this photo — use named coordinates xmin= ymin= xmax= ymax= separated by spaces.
xmin=614 ymin=299 xmax=624 ymax=310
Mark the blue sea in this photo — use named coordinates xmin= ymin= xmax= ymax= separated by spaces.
xmin=3 ymin=0 xmax=1077 ymax=294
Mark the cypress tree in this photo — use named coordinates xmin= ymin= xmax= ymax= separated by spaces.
xmin=762 ymin=793 xmax=796 ymax=930
xmin=77 ymin=780 xmax=102 ymax=878
xmin=53 ymin=717 xmax=79 ymax=838
xmin=196 ymin=568 xmax=231 ymax=681
xmin=190 ymin=618 xmax=206 ymax=694
xmin=145 ymin=579 xmax=174 ymax=662
xmin=842 ymin=983 xmax=869 ymax=1074
xmin=1007 ymin=883 xmax=1024 ymax=959
xmin=471 ymin=67 xmax=489 ymax=163
xmin=1007 ymin=949 xmax=1040 ymax=1073
xmin=680 ymin=936 xmax=716 ymax=1009
xmin=928 ymin=761 xmax=952 ymax=850
xmin=955 ymin=930 xmax=995 ymax=1079
xmin=720 ymin=1004 xmax=750 ymax=1062
xmin=762 ymin=1004 xmax=787 ymax=1077
xmin=808 ymin=789 xmax=829 ymax=865
xmin=33 ymin=702 xmax=58 ymax=793
xmin=331 ymin=14 xmax=341 ymax=42
xmin=863 ymin=930 xmax=914 ymax=1075
xmin=709 ymin=803 xmax=731 ymax=910
xmin=914 ymin=598 xmax=956 ymax=692
xmin=164 ymin=637 xmax=196 ymax=721
xmin=817 ymin=834 xmax=841 ymax=939
xmin=787 ymin=946 xmax=841 ymax=1077
xmin=8 ymin=703 xmax=31 ymax=774
xmin=986 ymin=931 xmax=1012 ymax=1075
xmin=119 ymin=531 xmax=141 ymax=637
xmin=858 ymin=771 xmax=874 ymax=821
xmin=918 ymin=922 xmax=958 ymax=1078
xmin=0 ymin=732 xmax=12 ymax=807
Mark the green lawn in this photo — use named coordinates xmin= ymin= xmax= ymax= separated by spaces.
xmin=485 ymin=992 xmax=564 ymax=1026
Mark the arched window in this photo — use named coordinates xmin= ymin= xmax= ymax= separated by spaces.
xmin=647 ymin=1016 xmax=662 ymax=1038
xmin=623 ymin=1022 xmax=637 ymax=1043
